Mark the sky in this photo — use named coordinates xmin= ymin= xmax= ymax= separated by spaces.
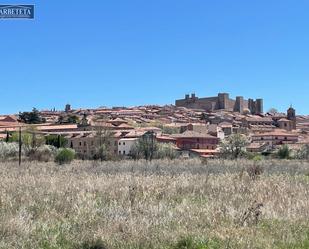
xmin=0 ymin=0 xmax=309 ymax=114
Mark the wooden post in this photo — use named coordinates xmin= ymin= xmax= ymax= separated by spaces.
xmin=19 ymin=127 xmax=22 ymax=166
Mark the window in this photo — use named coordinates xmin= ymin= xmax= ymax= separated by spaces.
xmin=123 ymin=151 xmax=125 ymax=155
xmin=79 ymin=142 xmax=82 ymax=146
xmin=84 ymin=141 xmax=87 ymax=146
xmin=91 ymin=141 xmax=94 ymax=146
xmin=119 ymin=142 xmax=121 ymax=145
xmin=123 ymin=142 xmax=125 ymax=145
xmin=119 ymin=151 xmax=121 ymax=154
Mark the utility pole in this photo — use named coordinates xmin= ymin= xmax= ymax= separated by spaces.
xmin=18 ymin=127 xmax=22 ymax=166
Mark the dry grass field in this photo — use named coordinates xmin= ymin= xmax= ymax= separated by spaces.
xmin=1 ymin=159 xmax=309 ymax=249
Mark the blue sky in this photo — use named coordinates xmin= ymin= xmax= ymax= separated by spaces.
xmin=0 ymin=0 xmax=309 ymax=114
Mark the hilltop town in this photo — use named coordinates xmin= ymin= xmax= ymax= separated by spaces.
xmin=1 ymin=92 xmax=309 ymax=159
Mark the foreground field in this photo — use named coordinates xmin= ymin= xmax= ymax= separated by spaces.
xmin=0 ymin=159 xmax=309 ymax=249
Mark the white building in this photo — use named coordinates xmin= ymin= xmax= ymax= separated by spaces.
xmin=118 ymin=138 xmax=138 ymax=156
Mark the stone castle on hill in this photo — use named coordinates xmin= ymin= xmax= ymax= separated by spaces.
xmin=175 ymin=93 xmax=263 ymax=114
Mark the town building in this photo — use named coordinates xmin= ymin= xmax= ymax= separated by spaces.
xmin=251 ymin=130 xmax=298 ymax=147
xmin=172 ymin=130 xmax=219 ymax=150
xmin=117 ymin=138 xmax=138 ymax=156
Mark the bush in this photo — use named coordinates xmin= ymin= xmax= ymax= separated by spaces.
xmin=0 ymin=142 xmax=19 ymax=159
xmin=76 ymin=239 xmax=108 ymax=249
xmin=295 ymin=144 xmax=309 ymax=160
xmin=277 ymin=145 xmax=291 ymax=159
xmin=172 ymin=237 xmax=223 ymax=249
xmin=55 ymin=148 xmax=75 ymax=165
xmin=28 ymin=145 xmax=57 ymax=162
xmin=246 ymin=163 xmax=264 ymax=180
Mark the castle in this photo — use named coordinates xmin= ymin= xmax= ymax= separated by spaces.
xmin=175 ymin=93 xmax=263 ymax=114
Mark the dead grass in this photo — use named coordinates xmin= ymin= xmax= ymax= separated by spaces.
xmin=0 ymin=159 xmax=309 ymax=248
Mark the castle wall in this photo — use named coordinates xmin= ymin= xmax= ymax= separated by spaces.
xmin=175 ymin=93 xmax=262 ymax=114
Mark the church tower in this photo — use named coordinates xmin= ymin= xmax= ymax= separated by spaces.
xmin=287 ymin=106 xmax=296 ymax=130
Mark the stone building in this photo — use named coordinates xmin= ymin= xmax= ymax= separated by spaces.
xmin=175 ymin=93 xmax=263 ymax=114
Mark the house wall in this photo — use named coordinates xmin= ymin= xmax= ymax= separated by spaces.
xmin=176 ymin=137 xmax=218 ymax=150
xmin=251 ymin=135 xmax=298 ymax=146
xmin=68 ymin=136 xmax=118 ymax=158
xmin=118 ymin=138 xmax=138 ymax=156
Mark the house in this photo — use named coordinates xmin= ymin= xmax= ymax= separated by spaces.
xmin=68 ymin=132 xmax=119 ymax=159
xmin=117 ymin=138 xmax=138 ymax=156
xmin=189 ymin=148 xmax=220 ymax=158
xmin=156 ymin=135 xmax=177 ymax=144
xmin=172 ymin=130 xmax=219 ymax=150
xmin=277 ymin=118 xmax=294 ymax=131
xmin=251 ymin=130 xmax=298 ymax=147
xmin=246 ymin=142 xmax=270 ymax=153
xmin=0 ymin=115 xmax=18 ymax=123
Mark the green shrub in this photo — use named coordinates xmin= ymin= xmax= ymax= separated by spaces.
xmin=76 ymin=238 xmax=108 ymax=249
xmin=295 ymin=144 xmax=309 ymax=160
xmin=253 ymin=155 xmax=263 ymax=161
xmin=0 ymin=142 xmax=19 ymax=159
xmin=277 ymin=145 xmax=291 ymax=159
xmin=172 ymin=237 xmax=223 ymax=249
xmin=55 ymin=148 xmax=75 ymax=165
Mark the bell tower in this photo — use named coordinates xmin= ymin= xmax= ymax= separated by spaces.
xmin=287 ymin=106 xmax=296 ymax=130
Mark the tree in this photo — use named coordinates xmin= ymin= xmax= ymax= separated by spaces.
xmin=67 ymin=115 xmax=79 ymax=124
xmin=93 ymin=126 xmax=113 ymax=160
xmin=45 ymin=135 xmax=68 ymax=148
xmin=268 ymin=108 xmax=278 ymax=114
xmin=154 ymin=143 xmax=177 ymax=159
xmin=220 ymin=134 xmax=249 ymax=159
xmin=93 ymin=144 xmax=109 ymax=161
xmin=200 ymin=112 xmax=209 ymax=123
xmin=19 ymin=108 xmax=43 ymax=124
xmin=131 ymin=131 xmax=157 ymax=160
xmin=9 ymin=127 xmax=45 ymax=151
xmin=57 ymin=114 xmax=79 ymax=124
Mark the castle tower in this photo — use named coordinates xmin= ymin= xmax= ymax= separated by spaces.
xmin=255 ymin=99 xmax=263 ymax=115
xmin=287 ymin=106 xmax=296 ymax=130
xmin=218 ymin=93 xmax=229 ymax=110
xmin=248 ymin=98 xmax=255 ymax=114
xmin=235 ymin=96 xmax=244 ymax=113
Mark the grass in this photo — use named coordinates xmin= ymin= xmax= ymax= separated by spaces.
xmin=0 ymin=159 xmax=309 ymax=248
